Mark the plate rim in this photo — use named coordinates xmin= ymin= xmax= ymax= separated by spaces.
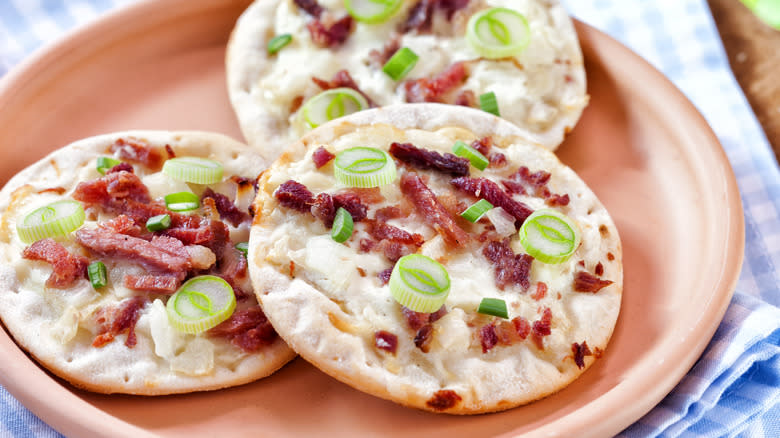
xmin=0 ymin=1 xmax=745 ymax=437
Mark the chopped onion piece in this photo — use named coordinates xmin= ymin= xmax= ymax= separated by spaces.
xmin=485 ymin=206 xmax=516 ymax=236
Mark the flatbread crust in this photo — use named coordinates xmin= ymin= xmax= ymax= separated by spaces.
xmin=227 ymin=0 xmax=588 ymax=163
xmin=0 ymin=131 xmax=295 ymax=395
xmin=248 ymin=104 xmax=622 ymax=414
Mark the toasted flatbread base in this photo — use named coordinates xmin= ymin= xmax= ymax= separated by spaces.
xmin=0 ymin=131 xmax=295 ymax=395
xmin=248 ymin=104 xmax=622 ymax=414
xmin=227 ymin=0 xmax=588 ymax=162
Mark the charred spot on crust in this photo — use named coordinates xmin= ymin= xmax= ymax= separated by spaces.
xmin=426 ymin=389 xmax=462 ymax=411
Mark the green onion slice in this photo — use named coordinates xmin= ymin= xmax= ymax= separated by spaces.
xmin=345 ymin=0 xmax=402 ymax=23
xmin=460 ymin=199 xmax=493 ymax=223
xmin=518 ymin=209 xmax=581 ymax=264
xmin=146 ymin=214 xmax=172 ymax=232
xmin=389 ymin=254 xmax=450 ymax=313
xmin=382 ymin=47 xmax=419 ymax=81
xmin=164 ymin=192 xmax=200 ymax=212
xmin=333 ymin=147 xmax=397 ymax=188
xmin=466 ymin=7 xmax=531 ymax=59
xmin=331 ymin=207 xmax=354 ymax=243
xmin=17 ymin=200 xmax=85 ymax=244
xmin=453 ymin=140 xmax=489 ymax=171
xmin=162 ymin=157 xmax=223 ymax=184
xmin=302 ymin=88 xmax=369 ymax=129
xmin=478 ymin=297 xmax=508 ymax=319
xmin=235 ymin=242 xmax=249 ymax=257
xmin=166 ymin=275 xmax=237 ymax=334
xmin=88 ymin=261 xmax=107 ymax=290
xmin=96 ymin=157 xmax=121 ymax=175
xmin=267 ymin=33 xmax=293 ymax=54
xmin=479 ymin=91 xmax=500 ymax=116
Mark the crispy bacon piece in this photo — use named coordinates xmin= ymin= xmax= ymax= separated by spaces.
xmin=368 ymin=35 xmax=400 ymax=67
xmin=212 ymin=244 xmax=249 ymax=300
xmin=572 ymin=341 xmax=593 ymax=369
xmin=311 ymin=192 xmax=336 ymax=227
xmin=531 ymin=282 xmax=548 ymax=301
xmin=375 ymin=330 xmax=398 ymax=354
xmin=479 ymin=323 xmax=498 ymax=353
xmin=531 ymin=307 xmax=553 ymax=350
xmin=164 ymin=217 xmax=229 ymax=248
xmin=312 ymin=69 xmax=375 ymax=107
xmin=376 ymin=240 xmax=411 ymax=262
xmin=426 ymin=389 xmax=462 ymax=411
xmin=454 ymin=89 xmax=476 ymax=107
xmin=414 ymin=324 xmax=434 ymax=352
xmin=92 ymin=297 xmax=145 ymax=348
xmin=489 ymin=153 xmax=507 ymax=168
xmin=109 ymin=138 xmax=165 ymax=171
xmin=274 ymin=180 xmax=314 ymax=212
xmin=124 ymin=274 xmax=181 ymax=293
xmin=482 ymin=239 xmax=533 ymax=290
xmin=293 ymin=0 xmax=323 ymax=17
xmin=492 ymin=316 xmax=531 ymax=347
xmin=73 ymin=170 xmax=168 ymax=223
xmin=201 ymin=188 xmax=251 ymax=227
xmin=404 ymin=61 xmax=468 ymax=103
xmin=505 ymin=166 xmax=571 ymax=206
xmin=513 ymin=316 xmax=531 ymax=339
xmin=400 ymin=173 xmax=469 ymax=248
xmin=389 ymin=142 xmax=469 ymax=176
xmin=312 ymin=146 xmax=335 ymax=168
xmin=365 ymin=219 xmax=424 ymax=246
xmin=573 ymin=271 xmax=613 ymax=293
xmin=75 ymin=228 xmax=191 ymax=273
xmin=402 ymin=305 xmax=447 ymax=330
xmin=22 ymin=239 xmax=88 ymax=288
xmin=546 ymin=193 xmax=570 ymax=206
xmin=99 ymin=215 xmax=144 ymax=237
xmin=374 ymin=205 xmax=404 ymax=222
xmin=378 ymin=267 xmax=393 ymax=285
xmin=307 ymin=15 xmax=354 ymax=48
xmin=311 ymin=192 xmax=368 ymax=228
xmin=106 ymin=162 xmax=134 ymax=174
xmin=209 ymin=307 xmax=277 ymax=353
xmin=471 ymin=137 xmax=492 ymax=155
xmin=401 ymin=0 xmax=469 ymax=33
xmin=451 ymin=177 xmax=534 ymax=224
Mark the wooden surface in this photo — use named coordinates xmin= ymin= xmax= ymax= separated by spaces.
xmin=708 ymin=0 xmax=780 ymax=162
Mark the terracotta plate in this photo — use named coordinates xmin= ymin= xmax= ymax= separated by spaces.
xmin=0 ymin=0 xmax=744 ymax=436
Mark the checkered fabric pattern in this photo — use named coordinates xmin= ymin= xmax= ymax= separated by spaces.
xmin=1 ymin=1 xmax=779 ymax=437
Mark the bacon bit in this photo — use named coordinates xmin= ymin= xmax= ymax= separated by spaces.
xmin=22 ymin=239 xmax=88 ymax=288
xmin=479 ymin=323 xmax=498 ymax=353
xmin=512 ymin=316 xmax=531 ymax=339
xmin=506 ymin=166 xmax=570 ymax=206
xmin=209 ymin=307 xmax=277 ymax=353
xmin=334 ymin=192 xmax=368 ymax=222
xmin=92 ymin=297 xmax=145 ymax=348
xmin=426 ymin=389 xmax=462 ymax=411
xmin=454 ymin=89 xmax=476 ymax=107
xmin=378 ymin=267 xmax=393 ymax=285
xmin=389 ymin=142 xmax=469 ymax=177
xmin=124 ymin=274 xmax=181 ymax=293
xmin=106 ymin=162 xmax=134 ymax=174
xmin=36 ymin=187 xmax=67 ymax=195
xmin=311 ymin=192 xmax=336 ymax=227
xmin=414 ymin=324 xmax=434 ymax=352
xmin=365 ymin=219 xmax=424 ymax=246
xmin=375 ymin=330 xmax=398 ymax=354
xmin=577 ymin=260 xmax=585 ymax=267
xmin=201 ymin=188 xmax=251 ymax=227
xmin=359 ymin=238 xmax=375 ymax=253
xmin=99 ymin=215 xmax=144 ymax=237
xmin=451 ymin=177 xmax=534 ymax=224
xmin=307 ymin=15 xmax=354 ymax=48
xmin=531 ymin=307 xmax=552 ymax=350
xmin=607 ymin=252 xmax=615 ymax=261
xmin=573 ymin=271 xmax=613 ymax=293
xmin=376 ymin=240 xmax=411 ymax=262
xmin=73 ymin=170 xmax=167 ymax=223
xmin=312 ymin=70 xmax=376 ymax=107
xmin=312 ymin=192 xmax=368 ymax=228
xmin=401 ymin=0 xmax=469 ymax=33
xmin=312 ymin=146 xmax=335 ymax=168
xmin=572 ymin=341 xmax=593 ymax=369
xmin=293 ymin=0 xmax=323 ymax=17
xmin=165 ymin=144 xmax=175 ymax=158
xmin=402 ymin=305 xmax=446 ymax=331
xmin=495 ymin=319 xmax=521 ymax=345
xmin=532 ymin=282 xmax=548 ymax=301
xmin=374 ymin=205 xmax=403 ymax=222
xmin=164 ymin=217 xmax=229 ymax=248
xmin=404 ymin=61 xmax=468 ymax=103
xmin=482 ymin=239 xmax=533 ymax=290
xmin=489 ymin=153 xmax=507 ymax=168
xmin=545 ymin=193 xmax=570 ymax=206
xmin=595 ymin=262 xmax=604 ymax=276
xmin=471 ymin=137 xmax=492 ymax=155
xmin=400 ymin=173 xmax=469 ymax=248
xmin=368 ymin=35 xmax=400 ymax=68
xmin=109 ymin=138 xmax=165 ymax=171
xmin=274 ymin=180 xmax=314 ymax=212
xmin=501 ymin=180 xmax=526 ymax=195
xmin=75 ymin=228 xmax=191 ymax=273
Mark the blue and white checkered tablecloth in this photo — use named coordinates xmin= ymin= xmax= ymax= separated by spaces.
xmin=1 ymin=0 xmax=779 ymax=436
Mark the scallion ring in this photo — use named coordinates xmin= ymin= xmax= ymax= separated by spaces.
xmin=302 ymin=88 xmax=369 ymax=129
xmin=466 ymin=7 xmax=531 ymax=59
xmin=235 ymin=242 xmax=249 ymax=257
xmin=477 ymin=297 xmax=508 ymax=319
xmin=345 ymin=0 xmax=402 ymax=23
xmin=331 ymin=207 xmax=354 ymax=243
xmin=166 ymin=275 xmax=237 ymax=334
xmin=162 ymin=157 xmax=223 ymax=184
xmin=164 ymin=192 xmax=200 ymax=212
xmin=333 ymin=146 xmax=397 ymax=187
xmin=389 ymin=254 xmax=450 ymax=313
xmin=96 ymin=157 xmax=121 ymax=175
xmin=382 ymin=47 xmax=419 ymax=81
xmin=16 ymin=200 xmax=85 ymax=244
xmin=460 ymin=199 xmax=493 ymax=223
xmin=267 ymin=33 xmax=293 ymax=55
xmin=479 ymin=91 xmax=500 ymax=116
xmin=518 ymin=209 xmax=581 ymax=264
xmin=87 ymin=261 xmax=107 ymax=290
xmin=453 ymin=140 xmax=489 ymax=171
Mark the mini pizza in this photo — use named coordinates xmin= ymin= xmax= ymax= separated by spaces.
xmin=227 ymin=0 xmax=588 ymax=163
xmin=248 ymin=104 xmax=622 ymax=414
xmin=0 ymin=131 xmax=295 ymax=395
